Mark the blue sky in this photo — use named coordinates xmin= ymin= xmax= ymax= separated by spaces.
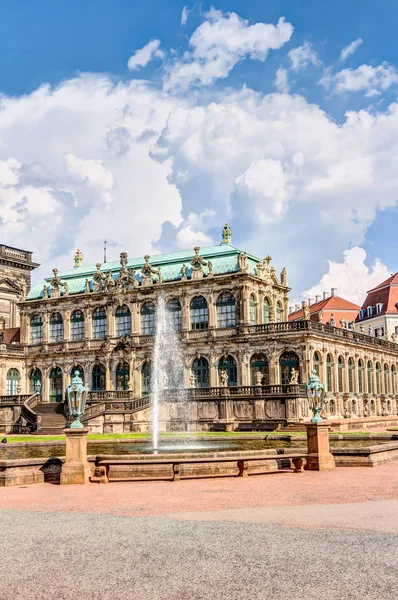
xmin=0 ymin=1 xmax=397 ymax=303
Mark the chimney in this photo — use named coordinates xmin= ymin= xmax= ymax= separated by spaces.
xmin=308 ymin=297 xmax=311 ymax=306
xmin=331 ymin=288 xmax=337 ymax=297
xmin=289 ymin=306 xmax=294 ymax=315
xmin=323 ymin=291 xmax=328 ymax=300
xmin=295 ymin=304 xmax=300 ymax=312
xmin=315 ymin=295 xmax=321 ymax=303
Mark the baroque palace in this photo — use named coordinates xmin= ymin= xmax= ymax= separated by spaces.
xmin=1 ymin=224 xmax=398 ymax=433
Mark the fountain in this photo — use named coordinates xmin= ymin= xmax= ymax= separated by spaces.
xmin=151 ymin=295 xmax=188 ymax=451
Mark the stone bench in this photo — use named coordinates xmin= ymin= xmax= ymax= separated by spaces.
xmin=92 ymin=453 xmax=307 ymax=483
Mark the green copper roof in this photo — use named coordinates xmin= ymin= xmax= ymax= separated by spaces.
xmin=27 ymin=243 xmax=265 ymax=300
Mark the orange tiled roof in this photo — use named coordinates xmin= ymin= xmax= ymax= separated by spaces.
xmin=289 ymin=295 xmax=360 ymax=327
xmin=359 ymin=273 xmax=398 ymax=318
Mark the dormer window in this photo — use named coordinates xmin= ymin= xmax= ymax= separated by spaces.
xmin=359 ymin=309 xmax=366 ymax=320
xmin=367 ymin=306 xmax=374 ymax=317
xmin=376 ymin=303 xmax=384 ymax=314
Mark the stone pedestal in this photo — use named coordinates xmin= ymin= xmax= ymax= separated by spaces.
xmin=305 ymin=422 xmax=335 ymax=471
xmin=60 ymin=428 xmax=91 ymax=485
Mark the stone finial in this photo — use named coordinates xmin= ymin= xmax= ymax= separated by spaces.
xmin=120 ymin=252 xmax=128 ymax=267
xmin=221 ymin=223 xmax=232 ymax=245
xmin=74 ymin=248 xmax=83 ymax=268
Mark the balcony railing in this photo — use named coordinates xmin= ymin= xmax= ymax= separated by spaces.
xmin=185 ymin=384 xmax=306 ymax=399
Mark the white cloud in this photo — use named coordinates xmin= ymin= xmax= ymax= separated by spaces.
xmin=321 ymin=62 xmax=398 ymax=95
xmin=288 ymin=42 xmax=320 ymax=71
xmin=274 ymin=66 xmax=289 ymax=93
xmin=340 ymin=38 xmax=363 ymax=62
xmin=305 ymin=247 xmax=391 ymax=306
xmin=163 ymin=10 xmax=293 ymax=90
xmin=127 ymin=39 xmax=164 ymax=71
xmin=181 ymin=6 xmax=189 ymax=26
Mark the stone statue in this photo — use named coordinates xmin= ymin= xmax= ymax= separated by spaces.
xmin=117 ymin=253 xmax=138 ymax=290
xmin=392 ymin=333 xmax=397 ymax=343
xmin=189 ymin=372 xmax=196 ymax=388
xmin=49 ymin=268 xmax=67 ymax=298
xmin=340 ymin=318 xmax=346 ymax=329
xmin=43 ymin=285 xmax=48 ymax=299
xmin=289 ymin=367 xmax=299 ymax=384
xmin=93 ymin=263 xmax=106 ymax=293
xmin=105 ymin=271 xmax=115 ymax=292
xmin=302 ymin=300 xmax=310 ymax=321
xmin=141 ymin=255 xmax=161 ymax=287
xmin=329 ymin=314 xmax=336 ymax=327
xmin=190 ymin=247 xmax=207 ymax=280
xmin=207 ymin=261 xmax=214 ymax=277
xmin=280 ymin=267 xmax=288 ymax=286
xmin=220 ymin=369 xmax=229 ymax=388
xmin=368 ymin=325 xmax=373 ymax=336
xmin=181 ymin=264 xmax=187 ymax=280
xmin=359 ymin=324 xmax=365 ymax=334
xmin=84 ymin=279 xmax=91 ymax=293
xmin=255 ymin=371 xmax=263 ymax=386
xmin=375 ymin=328 xmax=383 ymax=338
xmin=157 ymin=267 xmax=162 ymax=285
xmin=238 ymin=252 xmax=248 ymax=272
xmin=63 ymin=282 xmax=69 ymax=296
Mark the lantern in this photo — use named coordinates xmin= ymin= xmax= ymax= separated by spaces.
xmin=66 ymin=370 xmax=87 ymax=429
xmin=306 ymin=369 xmax=325 ymax=423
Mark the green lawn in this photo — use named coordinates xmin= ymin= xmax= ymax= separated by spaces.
xmin=1 ymin=429 xmax=392 ymax=443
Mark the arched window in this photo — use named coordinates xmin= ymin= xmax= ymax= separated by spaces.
xmin=326 ymin=354 xmax=333 ymax=392
xmin=216 ymin=292 xmax=236 ymax=328
xmin=167 ymin=298 xmax=182 ymax=332
xmin=384 ymin=364 xmax=390 ymax=395
xmin=141 ymin=302 xmax=155 ymax=335
xmin=115 ymin=305 xmax=131 ymax=337
xmin=329 ymin=399 xmax=336 ymax=415
xmin=392 ymin=366 xmax=396 ymax=395
xmin=141 ymin=361 xmax=151 ymax=395
xmin=263 ymin=298 xmax=270 ymax=324
xmin=116 ymin=362 xmax=130 ymax=391
xmin=338 ymin=356 xmax=344 ymax=393
xmin=30 ymin=314 xmax=43 ymax=344
xmin=218 ymin=355 xmax=237 ymax=387
xmin=29 ymin=367 xmax=42 ymax=395
xmin=71 ymin=310 xmax=85 ymax=341
xmin=49 ymin=312 xmax=63 ymax=343
xmin=6 ymin=368 xmax=20 ymax=395
xmin=313 ymin=352 xmax=321 ymax=378
xmin=190 ymin=296 xmax=208 ymax=330
xmin=375 ymin=362 xmax=381 ymax=394
xmin=250 ymin=353 xmax=269 ymax=386
xmin=367 ymin=361 xmax=373 ymax=394
xmin=92 ymin=307 xmax=107 ymax=339
xmin=358 ymin=360 xmax=364 ymax=394
xmin=92 ymin=363 xmax=106 ymax=391
xmin=348 ymin=358 xmax=354 ymax=393
xmin=276 ymin=301 xmax=282 ymax=323
xmin=249 ymin=295 xmax=257 ymax=325
xmin=192 ymin=357 xmax=209 ymax=388
xmin=70 ymin=365 xmax=84 ymax=384
xmin=49 ymin=367 xmax=63 ymax=403
xmin=279 ymin=352 xmax=300 ymax=385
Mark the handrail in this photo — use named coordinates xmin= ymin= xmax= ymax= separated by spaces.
xmin=81 ymin=396 xmax=151 ymax=422
xmin=0 ymin=394 xmax=31 ymax=405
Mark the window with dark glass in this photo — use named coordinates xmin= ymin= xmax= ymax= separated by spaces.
xmin=376 ymin=363 xmax=381 ymax=394
xmin=313 ymin=352 xmax=321 ymax=378
xmin=116 ymin=362 xmax=130 ymax=390
xmin=49 ymin=367 xmax=63 ymax=402
xmin=116 ymin=305 xmax=131 ymax=337
xmin=30 ymin=314 xmax=43 ymax=344
xmin=49 ymin=312 xmax=63 ymax=343
xmin=275 ymin=302 xmax=282 ymax=323
xmin=92 ymin=364 xmax=106 ymax=391
xmin=192 ymin=357 xmax=209 ymax=388
xmin=6 ymin=368 xmax=20 ymax=396
xmin=216 ymin=292 xmax=236 ymax=328
xmin=29 ymin=368 xmax=42 ymax=395
xmin=338 ymin=356 xmax=344 ymax=393
xmin=167 ymin=298 xmax=182 ymax=332
xmin=71 ymin=310 xmax=85 ymax=341
xmin=279 ymin=352 xmax=299 ymax=385
xmin=249 ymin=296 xmax=257 ymax=325
xmin=92 ymin=307 xmax=107 ymax=339
xmin=218 ymin=355 xmax=238 ymax=386
xmin=250 ymin=354 xmax=269 ymax=385
xmin=326 ymin=355 xmax=333 ymax=392
xmin=263 ymin=298 xmax=270 ymax=324
xmin=348 ymin=358 xmax=354 ymax=393
xmin=384 ymin=365 xmax=389 ymax=394
xmin=358 ymin=360 xmax=364 ymax=394
xmin=367 ymin=361 xmax=373 ymax=394
xmin=141 ymin=361 xmax=151 ymax=395
xmin=190 ymin=296 xmax=209 ymax=330
xmin=141 ymin=302 xmax=155 ymax=335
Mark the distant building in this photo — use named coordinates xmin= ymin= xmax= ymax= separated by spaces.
xmin=0 ymin=244 xmax=39 ymax=329
xmin=288 ymin=289 xmax=360 ymax=329
xmin=355 ymin=274 xmax=398 ymax=339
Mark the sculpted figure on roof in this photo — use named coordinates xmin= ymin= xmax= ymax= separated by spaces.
xmin=238 ymin=252 xmax=248 ymax=272
xmin=141 ymin=255 xmax=161 ymax=287
xmin=180 ymin=264 xmax=187 ymax=280
xmin=190 ymin=247 xmax=207 ymax=280
xmin=49 ymin=268 xmax=67 ymax=298
xmin=93 ymin=263 xmax=106 ymax=293
xmin=117 ymin=252 xmax=138 ymax=290
xmin=280 ymin=267 xmax=288 ymax=287
xmin=302 ymin=300 xmax=310 ymax=321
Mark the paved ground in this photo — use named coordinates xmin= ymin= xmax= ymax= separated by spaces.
xmin=1 ymin=464 xmax=398 ymax=600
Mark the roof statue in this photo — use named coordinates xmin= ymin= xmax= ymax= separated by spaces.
xmin=74 ymin=248 xmax=83 ymax=268
xmin=221 ymin=223 xmax=232 ymax=245
xmin=141 ymin=255 xmax=161 ymax=287
xmin=190 ymin=247 xmax=208 ymax=280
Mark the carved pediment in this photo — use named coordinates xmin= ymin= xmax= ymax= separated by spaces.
xmin=0 ymin=277 xmax=22 ymax=294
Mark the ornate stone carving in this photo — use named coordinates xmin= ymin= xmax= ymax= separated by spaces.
xmin=117 ymin=253 xmax=138 ymax=291
xmin=280 ymin=267 xmax=288 ymax=286
xmin=84 ymin=279 xmax=91 ymax=294
xmin=220 ymin=369 xmax=229 ymax=387
xmin=180 ymin=264 xmax=188 ymax=280
xmin=141 ymin=255 xmax=161 ymax=287
xmin=43 ymin=285 xmax=48 ymax=299
xmin=49 ymin=269 xmax=67 ymax=298
xmin=329 ymin=314 xmax=336 ymax=327
xmin=238 ymin=252 xmax=249 ymax=272
xmin=289 ymin=367 xmax=299 ymax=384
xmin=207 ymin=261 xmax=214 ymax=278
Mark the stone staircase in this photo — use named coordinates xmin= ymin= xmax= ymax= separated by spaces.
xmin=34 ymin=403 xmax=67 ymax=435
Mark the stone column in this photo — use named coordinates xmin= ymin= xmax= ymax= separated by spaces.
xmin=105 ymin=359 xmax=113 ymax=391
xmin=239 ymin=352 xmax=250 ymax=386
xmin=304 ymin=423 xmax=335 ymax=471
xmin=209 ymin=354 xmax=218 ymax=387
xmin=208 ymin=295 xmax=216 ymax=329
xmin=181 ymin=293 xmax=190 ymax=331
xmin=257 ymin=292 xmax=264 ymax=325
xmin=84 ymin=308 xmax=92 ymax=339
xmin=60 ymin=428 xmax=91 ymax=484
xmin=269 ymin=349 xmax=279 ymax=384
xmin=42 ymin=312 xmax=49 ymax=343
xmin=63 ymin=310 xmax=71 ymax=342
xmin=107 ymin=306 xmax=115 ymax=337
